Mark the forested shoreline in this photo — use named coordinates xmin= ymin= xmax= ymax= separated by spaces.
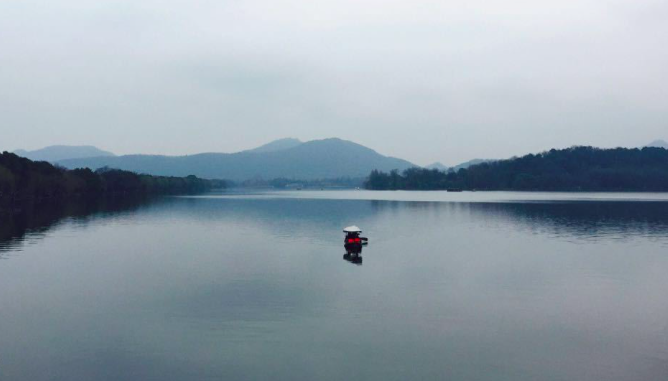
xmin=365 ymin=146 xmax=668 ymax=191
xmin=0 ymin=152 xmax=226 ymax=201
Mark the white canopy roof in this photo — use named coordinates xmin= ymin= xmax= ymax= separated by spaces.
xmin=343 ymin=225 xmax=362 ymax=233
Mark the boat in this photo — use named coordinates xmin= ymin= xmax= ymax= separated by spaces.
xmin=344 ymin=226 xmax=368 ymax=241
xmin=343 ymin=226 xmax=368 ymax=246
xmin=343 ymin=226 xmax=367 ymax=263
xmin=343 ymin=225 xmax=362 ymax=234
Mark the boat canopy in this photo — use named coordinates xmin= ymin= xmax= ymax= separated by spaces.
xmin=343 ymin=225 xmax=362 ymax=233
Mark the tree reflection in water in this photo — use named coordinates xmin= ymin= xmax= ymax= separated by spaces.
xmin=0 ymin=196 xmax=156 ymax=257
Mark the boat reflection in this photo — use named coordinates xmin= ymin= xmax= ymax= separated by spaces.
xmin=343 ymin=239 xmax=363 ymax=265
xmin=343 ymin=247 xmax=363 ymax=265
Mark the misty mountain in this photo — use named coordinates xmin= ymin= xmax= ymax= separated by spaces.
xmin=646 ymin=140 xmax=668 ymax=149
xmin=426 ymin=159 xmax=495 ymax=172
xmin=425 ymin=162 xmax=448 ymax=171
xmin=244 ymin=138 xmax=302 ymax=153
xmin=58 ymin=138 xmax=415 ymax=181
xmin=450 ymin=159 xmax=495 ymax=172
xmin=14 ymin=145 xmax=115 ymax=163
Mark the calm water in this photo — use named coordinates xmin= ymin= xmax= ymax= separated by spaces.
xmin=1 ymin=191 xmax=668 ymax=381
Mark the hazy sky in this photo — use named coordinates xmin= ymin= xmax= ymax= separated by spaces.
xmin=1 ymin=0 xmax=666 ymax=165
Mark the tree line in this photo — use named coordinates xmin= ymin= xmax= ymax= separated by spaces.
xmin=0 ymin=151 xmax=226 ymax=201
xmin=365 ymin=146 xmax=668 ymax=191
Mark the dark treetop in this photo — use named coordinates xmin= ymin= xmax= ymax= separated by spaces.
xmin=365 ymin=146 xmax=668 ymax=191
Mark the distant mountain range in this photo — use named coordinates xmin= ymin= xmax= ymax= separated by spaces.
xmin=450 ymin=159 xmax=495 ymax=171
xmin=245 ymin=138 xmax=303 ymax=153
xmin=57 ymin=138 xmax=415 ymax=181
xmin=425 ymin=162 xmax=448 ymax=171
xmin=14 ymin=145 xmax=115 ymax=162
xmin=15 ymin=138 xmax=666 ymax=182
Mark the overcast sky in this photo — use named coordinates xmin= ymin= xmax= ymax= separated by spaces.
xmin=1 ymin=0 xmax=666 ymax=165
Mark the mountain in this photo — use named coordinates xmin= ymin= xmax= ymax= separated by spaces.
xmin=425 ymin=162 xmax=448 ymax=171
xmin=245 ymin=138 xmax=302 ymax=153
xmin=426 ymin=159 xmax=495 ymax=172
xmin=58 ymin=138 xmax=415 ymax=181
xmin=646 ymin=140 xmax=668 ymax=149
xmin=13 ymin=145 xmax=115 ymax=163
xmin=450 ymin=158 xmax=495 ymax=172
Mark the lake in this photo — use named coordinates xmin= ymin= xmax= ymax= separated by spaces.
xmin=1 ymin=190 xmax=668 ymax=381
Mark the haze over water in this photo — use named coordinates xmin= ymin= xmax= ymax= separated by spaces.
xmin=1 ymin=190 xmax=668 ymax=381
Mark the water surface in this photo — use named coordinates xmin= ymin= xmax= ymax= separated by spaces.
xmin=1 ymin=191 xmax=668 ymax=381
